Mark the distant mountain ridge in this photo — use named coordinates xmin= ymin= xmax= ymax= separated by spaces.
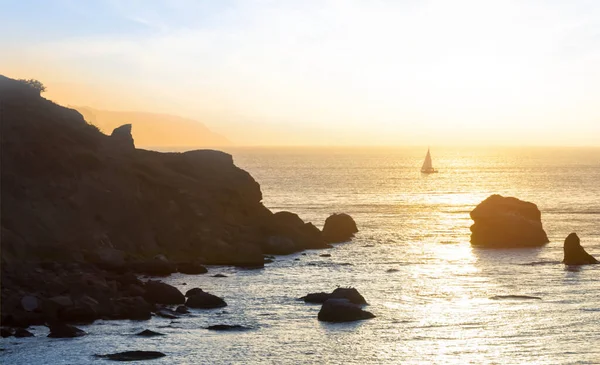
xmin=75 ymin=107 xmax=231 ymax=148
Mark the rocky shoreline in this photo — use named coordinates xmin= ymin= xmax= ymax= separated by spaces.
xmin=0 ymin=75 xmax=360 ymax=333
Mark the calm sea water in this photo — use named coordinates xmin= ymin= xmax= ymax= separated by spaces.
xmin=2 ymin=147 xmax=600 ymax=364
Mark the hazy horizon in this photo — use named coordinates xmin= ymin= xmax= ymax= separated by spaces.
xmin=2 ymin=0 xmax=599 ymax=146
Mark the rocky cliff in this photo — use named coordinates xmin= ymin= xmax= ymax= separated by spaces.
xmin=1 ymin=75 xmax=338 ymax=325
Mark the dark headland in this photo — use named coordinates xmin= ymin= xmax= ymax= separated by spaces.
xmin=0 ymin=75 xmax=358 ymax=329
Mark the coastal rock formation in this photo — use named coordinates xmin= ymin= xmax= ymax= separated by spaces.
xmin=0 ymin=75 xmax=356 ymax=326
xmin=317 ymin=299 xmax=375 ymax=323
xmin=301 ymin=287 xmax=368 ymax=305
xmin=322 ymin=213 xmax=359 ymax=243
xmin=563 ymin=233 xmax=598 ymax=265
xmin=469 ymin=195 xmax=549 ymax=247
xmin=185 ymin=289 xmax=227 ymax=309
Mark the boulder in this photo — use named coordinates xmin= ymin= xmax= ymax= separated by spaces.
xmin=95 ymin=351 xmax=166 ymax=361
xmin=47 ymin=323 xmax=86 ymax=338
xmin=212 ymin=274 xmax=228 ymax=278
xmin=155 ymin=309 xmax=178 ymax=319
xmin=1 ymin=327 xmax=13 ymax=337
xmin=144 ymin=281 xmax=185 ymax=305
xmin=563 ymin=233 xmax=599 ymax=265
xmin=177 ymin=262 xmax=208 ymax=275
xmin=317 ymin=299 xmax=375 ymax=323
xmin=469 ymin=195 xmax=549 ymax=247
xmin=322 ymin=213 xmax=358 ymax=243
xmin=265 ymin=212 xmax=329 ymax=253
xmin=300 ymin=287 xmax=367 ymax=305
xmin=186 ymin=291 xmax=227 ymax=309
xmin=58 ymin=303 xmax=98 ymax=323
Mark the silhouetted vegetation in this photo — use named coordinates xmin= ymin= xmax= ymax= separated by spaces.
xmin=18 ymin=78 xmax=46 ymax=94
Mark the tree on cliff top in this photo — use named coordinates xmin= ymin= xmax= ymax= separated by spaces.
xmin=18 ymin=79 xmax=46 ymax=94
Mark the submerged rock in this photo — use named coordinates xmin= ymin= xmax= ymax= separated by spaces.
xmin=563 ymin=233 xmax=599 ymax=265
xmin=322 ymin=213 xmax=358 ymax=243
xmin=175 ymin=306 xmax=189 ymax=314
xmin=14 ymin=328 xmax=35 ymax=337
xmin=490 ymin=295 xmax=542 ymax=300
xmin=48 ymin=323 xmax=86 ymax=338
xmin=317 ymin=299 xmax=375 ymax=323
xmin=212 ymin=274 xmax=228 ymax=278
xmin=95 ymin=351 xmax=166 ymax=361
xmin=206 ymin=324 xmax=250 ymax=331
xmin=469 ymin=195 xmax=549 ymax=247
xmin=136 ymin=329 xmax=165 ymax=337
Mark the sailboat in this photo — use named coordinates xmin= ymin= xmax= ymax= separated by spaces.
xmin=421 ymin=148 xmax=438 ymax=174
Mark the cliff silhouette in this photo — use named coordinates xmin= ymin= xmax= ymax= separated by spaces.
xmin=0 ymin=75 xmax=346 ymax=326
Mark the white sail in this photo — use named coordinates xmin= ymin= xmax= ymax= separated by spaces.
xmin=421 ymin=148 xmax=433 ymax=171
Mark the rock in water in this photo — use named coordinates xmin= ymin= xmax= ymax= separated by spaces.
xmin=206 ymin=324 xmax=250 ymax=331
xmin=317 ymin=299 xmax=375 ymax=323
xmin=136 ymin=329 xmax=165 ymax=337
xmin=95 ymin=351 xmax=166 ymax=361
xmin=14 ymin=328 xmax=35 ymax=337
xmin=48 ymin=323 xmax=86 ymax=338
xmin=563 ymin=233 xmax=599 ymax=265
xmin=469 ymin=195 xmax=549 ymax=247
xmin=186 ymin=291 xmax=227 ymax=309
xmin=144 ymin=281 xmax=185 ymax=305
xmin=322 ymin=213 xmax=358 ymax=243
xmin=301 ymin=287 xmax=367 ymax=305
xmin=177 ymin=262 xmax=208 ymax=275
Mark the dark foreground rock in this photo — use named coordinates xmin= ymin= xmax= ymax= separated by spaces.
xmin=563 ymin=233 xmax=599 ymax=265
xmin=322 ymin=213 xmax=359 ymax=243
xmin=318 ymin=299 xmax=375 ymax=323
xmin=186 ymin=290 xmax=227 ymax=309
xmin=206 ymin=324 xmax=250 ymax=331
xmin=48 ymin=323 xmax=86 ymax=338
xmin=301 ymin=287 xmax=367 ymax=305
xmin=144 ymin=281 xmax=185 ymax=305
xmin=469 ymin=195 xmax=549 ymax=247
xmin=136 ymin=329 xmax=165 ymax=337
xmin=95 ymin=351 xmax=166 ymax=361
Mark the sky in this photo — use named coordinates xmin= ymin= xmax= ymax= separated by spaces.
xmin=1 ymin=0 xmax=600 ymax=146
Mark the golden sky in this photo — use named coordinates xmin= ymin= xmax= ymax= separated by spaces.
xmin=2 ymin=0 xmax=599 ymax=146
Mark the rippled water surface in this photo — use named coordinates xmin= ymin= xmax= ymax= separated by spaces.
xmin=2 ymin=147 xmax=600 ymax=364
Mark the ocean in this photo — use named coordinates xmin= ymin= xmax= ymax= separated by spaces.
xmin=2 ymin=147 xmax=599 ymax=364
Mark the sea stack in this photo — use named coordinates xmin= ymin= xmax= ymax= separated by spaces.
xmin=469 ymin=195 xmax=549 ymax=248
xmin=322 ymin=213 xmax=359 ymax=243
xmin=563 ymin=233 xmax=598 ymax=265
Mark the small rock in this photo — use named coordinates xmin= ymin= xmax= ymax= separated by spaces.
xmin=318 ymin=299 xmax=375 ymax=323
xmin=136 ymin=329 xmax=165 ymax=337
xmin=48 ymin=323 xmax=86 ymax=338
xmin=212 ymin=274 xmax=228 ymax=278
xmin=322 ymin=213 xmax=358 ymax=243
xmin=386 ymin=268 xmax=400 ymax=273
xmin=563 ymin=233 xmax=598 ymax=265
xmin=300 ymin=287 xmax=367 ymax=305
xmin=95 ymin=351 xmax=166 ymax=361
xmin=319 ymin=254 xmax=331 ymax=258
xmin=490 ymin=295 xmax=542 ymax=300
xmin=175 ymin=306 xmax=189 ymax=314
xmin=186 ymin=292 xmax=227 ymax=309
xmin=185 ymin=288 xmax=204 ymax=297
xmin=206 ymin=324 xmax=250 ymax=331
